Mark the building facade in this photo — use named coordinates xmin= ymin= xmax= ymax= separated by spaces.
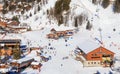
xmin=76 ymin=40 xmax=115 ymax=67
xmin=0 ymin=39 xmax=21 ymax=56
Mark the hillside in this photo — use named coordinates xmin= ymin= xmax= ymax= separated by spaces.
xmin=0 ymin=0 xmax=120 ymax=74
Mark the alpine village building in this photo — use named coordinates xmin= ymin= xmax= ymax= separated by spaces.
xmin=47 ymin=28 xmax=74 ymax=39
xmin=0 ymin=39 xmax=21 ymax=56
xmin=76 ymin=40 xmax=115 ymax=67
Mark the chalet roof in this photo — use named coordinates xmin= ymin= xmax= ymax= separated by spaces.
xmin=51 ymin=28 xmax=56 ymax=32
xmin=17 ymin=57 xmax=33 ymax=63
xmin=56 ymin=31 xmax=66 ymax=33
xmin=54 ymin=25 xmax=75 ymax=31
xmin=78 ymin=39 xmax=100 ymax=54
xmin=31 ymin=62 xmax=40 ymax=65
xmin=7 ymin=25 xmax=27 ymax=29
xmin=0 ymin=39 xmax=21 ymax=44
xmin=8 ymin=21 xmax=19 ymax=26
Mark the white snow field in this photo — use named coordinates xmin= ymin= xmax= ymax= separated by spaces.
xmin=1 ymin=0 xmax=120 ymax=74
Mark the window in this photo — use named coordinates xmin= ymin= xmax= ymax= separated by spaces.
xmin=94 ymin=62 xmax=96 ymax=64
xmin=91 ymin=62 xmax=93 ymax=64
xmin=91 ymin=57 xmax=100 ymax=58
xmin=102 ymin=54 xmax=110 ymax=57
xmin=92 ymin=54 xmax=97 ymax=56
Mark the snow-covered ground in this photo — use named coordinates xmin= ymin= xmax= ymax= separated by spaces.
xmin=1 ymin=26 xmax=119 ymax=74
xmin=1 ymin=0 xmax=120 ymax=74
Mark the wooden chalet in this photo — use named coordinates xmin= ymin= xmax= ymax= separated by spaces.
xmin=0 ymin=64 xmax=8 ymax=69
xmin=15 ymin=8 xmax=23 ymax=13
xmin=77 ymin=40 xmax=115 ymax=67
xmin=8 ymin=21 xmax=19 ymax=26
xmin=50 ymin=28 xmax=56 ymax=34
xmin=0 ymin=22 xmax=7 ymax=28
xmin=10 ymin=57 xmax=34 ymax=72
xmin=47 ymin=28 xmax=74 ymax=39
xmin=65 ymin=30 xmax=74 ymax=36
xmin=7 ymin=25 xmax=27 ymax=33
xmin=56 ymin=31 xmax=66 ymax=37
xmin=0 ymin=39 xmax=21 ymax=56
xmin=47 ymin=33 xmax=59 ymax=39
xmin=0 ymin=64 xmax=9 ymax=73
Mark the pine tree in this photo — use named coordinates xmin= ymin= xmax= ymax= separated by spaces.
xmin=102 ymin=0 xmax=110 ymax=9
xmin=9 ymin=2 xmax=17 ymax=11
xmin=75 ymin=17 xmax=78 ymax=27
xmin=58 ymin=15 xmax=63 ymax=25
xmin=92 ymin=0 xmax=97 ymax=4
xmin=113 ymin=0 xmax=120 ymax=13
xmin=54 ymin=0 xmax=71 ymax=15
xmin=54 ymin=0 xmax=62 ymax=15
xmin=38 ymin=5 xmax=40 ymax=11
xmin=86 ymin=21 xmax=92 ymax=30
xmin=78 ymin=15 xmax=84 ymax=26
xmin=2 ymin=9 xmax=7 ymax=14
xmin=63 ymin=0 xmax=71 ymax=11
xmin=3 ymin=1 xmax=9 ymax=8
xmin=12 ymin=16 xmax=19 ymax=22
xmin=54 ymin=0 xmax=71 ymax=25
xmin=37 ymin=0 xmax=41 ymax=3
xmin=29 ymin=12 xmax=32 ymax=17
xmin=34 ymin=9 xmax=36 ymax=14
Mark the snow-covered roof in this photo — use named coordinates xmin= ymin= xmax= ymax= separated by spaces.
xmin=11 ymin=60 xmax=17 ymax=62
xmin=31 ymin=62 xmax=40 ymax=65
xmin=78 ymin=39 xmax=100 ymax=53
xmin=0 ymin=39 xmax=21 ymax=43
xmin=17 ymin=57 xmax=33 ymax=63
xmin=0 ymin=68 xmax=9 ymax=73
xmin=54 ymin=25 xmax=75 ymax=31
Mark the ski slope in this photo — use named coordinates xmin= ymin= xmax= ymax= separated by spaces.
xmin=1 ymin=0 xmax=120 ymax=74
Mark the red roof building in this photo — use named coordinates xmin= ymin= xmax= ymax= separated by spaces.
xmin=77 ymin=40 xmax=115 ymax=67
